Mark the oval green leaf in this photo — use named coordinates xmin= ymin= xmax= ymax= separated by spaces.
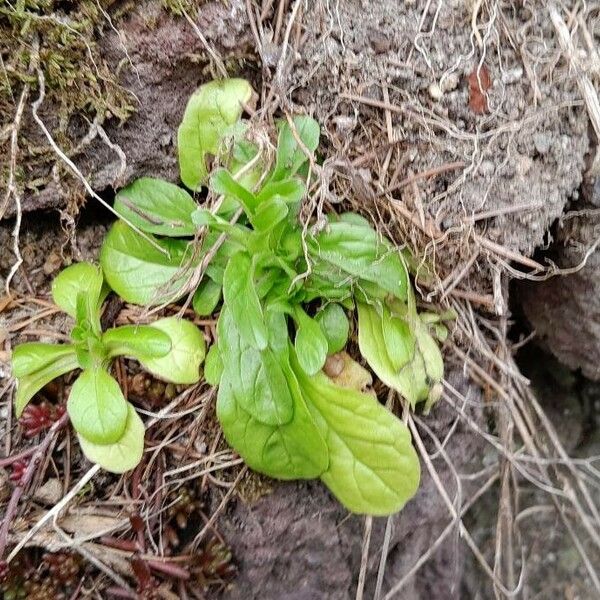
xmin=217 ymin=370 xmax=328 ymax=480
xmin=293 ymin=309 xmax=328 ymax=376
xmin=100 ymin=221 xmax=196 ymax=305
xmin=291 ymin=349 xmax=420 ymax=516
xmin=269 ymin=116 xmax=320 ymax=183
xmin=137 ymin=317 xmax=205 ymax=384
xmin=310 ymin=219 xmax=409 ymax=301
xmin=12 ymin=342 xmax=76 ymax=378
xmin=102 ymin=325 xmax=172 ymax=360
xmin=114 ymin=177 xmax=197 ymax=237
xmin=14 ymin=351 xmax=80 ymax=417
xmin=78 ymin=403 xmax=145 ymax=473
xmin=222 ymin=252 xmax=268 ymax=351
xmin=67 ymin=368 xmax=129 ymax=444
xmin=217 ymin=308 xmax=293 ymax=426
xmin=210 ymin=168 xmax=258 ymax=215
xmin=52 ymin=262 xmax=105 ymax=319
xmin=357 ymin=302 xmax=430 ymax=408
xmin=315 ymin=304 xmax=349 ymax=355
xmin=192 ymin=277 xmax=222 ymax=317
xmin=178 ymin=79 xmax=254 ymax=190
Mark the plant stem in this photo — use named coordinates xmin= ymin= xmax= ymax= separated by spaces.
xmin=0 ymin=446 xmax=37 ymax=468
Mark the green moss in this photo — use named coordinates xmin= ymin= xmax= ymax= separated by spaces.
xmin=0 ymin=0 xmax=135 ymax=203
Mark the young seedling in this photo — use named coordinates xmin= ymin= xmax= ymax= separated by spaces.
xmin=99 ymin=79 xmax=448 ymax=514
xmin=11 ymin=262 xmax=205 ymax=473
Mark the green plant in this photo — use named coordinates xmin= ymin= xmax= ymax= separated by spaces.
xmin=11 ymin=262 xmax=205 ymax=473
xmin=98 ymin=79 xmax=448 ymax=514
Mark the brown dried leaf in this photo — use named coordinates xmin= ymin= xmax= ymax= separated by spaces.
xmin=468 ymin=65 xmax=492 ymax=114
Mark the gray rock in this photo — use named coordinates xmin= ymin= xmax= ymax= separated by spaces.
xmin=519 ymin=212 xmax=600 ymax=380
xmin=533 ymin=132 xmax=551 ymax=155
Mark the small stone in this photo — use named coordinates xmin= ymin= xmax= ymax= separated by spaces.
xmin=43 ymin=251 xmax=62 ymax=275
xmin=588 ymin=178 xmax=600 ymax=207
xmin=370 ymin=32 xmax=391 ymax=54
xmin=323 ymin=354 xmax=344 ymax=378
xmin=516 ymin=155 xmax=533 ymax=176
xmin=34 ymin=478 xmax=63 ymax=505
xmin=502 ymin=66 xmax=523 ymax=84
xmin=440 ymin=72 xmax=460 ymax=92
xmin=333 ymin=115 xmax=355 ymax=134
xmin=428 ymin=82 xmax=443 ymax=101
xmin=479 ymin=160 xmax=495 ymax=178
xmin=533 ymin=132 xmax=551 ymax=155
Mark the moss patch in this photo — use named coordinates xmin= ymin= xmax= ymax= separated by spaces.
xmin=0 ymin=0 xmax=136 ymax=203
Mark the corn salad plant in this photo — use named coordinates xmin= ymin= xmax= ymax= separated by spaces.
xmin=11 ymin=263 xmax=205 ymax=473
xmin=14 ymin=79 xmax=447 ymax=514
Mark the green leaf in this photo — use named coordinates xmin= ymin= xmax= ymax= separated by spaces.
xmin=74 ymin=281 xmax=103 ymax=340
xmin=113 ymin=178 xmax=197 ymax=237
xmin=204 ymin=343 xmax=223 ymax=386
xmin=357 ymin=302 xmax=430 ymax=407
xmin=217 ymin=307 xmax=293 ymax=425
xmin=290 ymin=349 xmax=421 ymax=516
xmin=67 ymin=368 xmax=129 ymax=444
xmin=192 ymin=277 xmax=222 ymax=316
xmin=178 ymin=78 xmax=254 ymax=190
xmin=203 ymin=237 xmax=247 ymax=284
xmin=252 ymin=197 xmax=289 ymax=231
xmin=381 ymin=306 xmax=414 ymax=371
xmin=416 ymin=320 xmax=444 ymax=382
xmin=137 ymin=317 xmax=205 ymax=384
xmin=210 ymin=168 xmax=258 ymax=215
xmin=12 ymin=343 xmax=76 ymax=378
xmin=217 ymin=368 xmax=328 ymax=480
xmin=14 ymin=351 xmax=79 ymax=417
xmin=220 ymin=137 xmax=264 ymax=215
xmin=301 ymin=259 xmax=355 ymax=303
xmin=78 ymin=403 xmax=145 ymax=473
xmin=222 ymin=252 xmax=268 ymax=350
xmin=102 ymin=325 xmax=172 ymax=360
xmin=338 ymin=212 xmax=372 ymax=227
xmin=100 ymin=221 xmax=195 ymax=305
xmin=293 ymin=307 xmax=328 ymax=376
xmin=309 ymin=219 xmax=409 ymax=301
xmin=269 ymin=116 xmax=320 ymax=183
xmin=414 ymin=319 xmax=445 ymax=412
xmin=255 ymin=179 xmax=306 ymax=206
xmin=52 ymin=262 xmax=106 ymax=320
xmin=315 ymin=304 xmax=349 ymax=355
xmin=191 ymin=209 xmax=251 ymax=246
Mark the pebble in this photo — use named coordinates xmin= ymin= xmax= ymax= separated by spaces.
xmin=533 ymin=132 xmax=551 ymax=154
xmin=516 ymin=155 xmax=533 ymax=176
xmin=370 ymin=32 xmax=392 ymax=54
xmin=440 ymin=72 xmax=460 ymax=92
xmin=33 ymin=478 xmax=63 ymax=505
xmin=43 ymin=250 xmax=62 ymax=275
xmin=333 ymin=115 xmax=356 ymax=134
xmin=428 ymin=82 xmax=443 ymax=101
xmin=502 ymin=66 xmax=524 ymax=84
xmin=479 ymin=160 xmax=495 ymax=178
